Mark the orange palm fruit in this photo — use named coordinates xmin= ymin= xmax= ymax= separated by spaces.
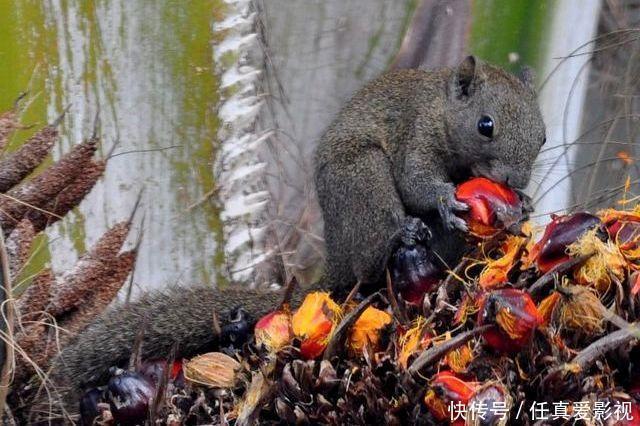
xmin=424 ymin=371 xmax=477 ymax=424
xmin=477 ymin=288 xmax=542 ymax=353
xmin=291 ymin=292 xmax=342 ymax=359
xmin=348 ymin=306 xmax=392 ymax=354
xmin=255 ymin=310 xmax=293 ymax=353
xmin=455 ymin=177 xmax=523 ymax=238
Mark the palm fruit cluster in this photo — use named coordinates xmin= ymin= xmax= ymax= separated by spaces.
xmin=79 ymin=177 xmax=640 ymax=425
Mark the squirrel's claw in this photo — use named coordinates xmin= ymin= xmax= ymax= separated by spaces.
xmin=445 ymin=214 xmax=469 ymax=233
xmin=437 ymin=188 xmax=469 ymax=232
xmin=451 ymin=199 xmax=470 ymax=212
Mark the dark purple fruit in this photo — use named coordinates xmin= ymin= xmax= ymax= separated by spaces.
xmin=220 ymin=307 xmax=252 ymax=348
xmin=529 ymin=212 xmax=603 ymax=273
xmin=390 ymin=243 xmax=441 ymax=305
xmin=106 ymin=368 xmax=155 ymax=425
xmin=79 ymin=387 xmax=105 ymax=426
xmin=389 ymin=218 xmax=441 ymax=305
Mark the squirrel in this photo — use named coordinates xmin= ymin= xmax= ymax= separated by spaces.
xmin=52 ymin=56 xmax=545 ymax=394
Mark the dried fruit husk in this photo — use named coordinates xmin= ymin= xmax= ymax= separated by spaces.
xmin=557 ymin=285 xmax=605 ymax=335
xmin=477 ymin=288 xmax=542 ymax=353
xmin=398 ymin=316 xmax=431 ymax=369
xmin=348 ymin=305 xmax=392 ymax=354
xmin=184 ymin=352 xmax=241 ymax=388
xmin=568 ymin=228 xmax=626 ymax=293
xmin=291 ymin=292 xmax=342 ymax=359
xmin=455 ymin=177 xmax=524 ymax=238
xmin=529 ymin=212 xmax=602 ymax=273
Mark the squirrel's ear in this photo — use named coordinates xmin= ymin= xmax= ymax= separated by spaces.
xmin=451 ymin=55 xmax=484 ymax=100
xmin=519 ymin=66 xmax=536 ymax=90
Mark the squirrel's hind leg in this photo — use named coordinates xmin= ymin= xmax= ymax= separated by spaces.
xmin=316 ymin=147 xmax=406 ymax=291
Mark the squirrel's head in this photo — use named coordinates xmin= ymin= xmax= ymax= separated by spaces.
xmin=444 ymin=56 xmax=546 ymax=189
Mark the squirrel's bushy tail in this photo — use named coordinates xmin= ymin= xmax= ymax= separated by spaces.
xmin=52 ymin=284 xmax=320 ymax=394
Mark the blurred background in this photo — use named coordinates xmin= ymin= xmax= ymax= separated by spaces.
xmin=0 ymin=0 xmax=638 ymax=293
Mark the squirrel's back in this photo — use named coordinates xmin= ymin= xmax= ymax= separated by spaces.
xmin=315 ymin=68 xmax=449 ymax=167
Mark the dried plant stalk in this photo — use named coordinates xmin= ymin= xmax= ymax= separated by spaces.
xmin=0 ymin=111 xmax=18 ymax=151
xmin=46 ymin=221 xmax=130 ymax=317
xmin=0 ymin=126 xmax=57 ymax=193
xmin=5 ymin=219 xmax=35 ymax=282
xmin=15 ymin=269 xmax=53 ymax=323
xmin=58 ymin=250 xmax=136 ymax=339
xmin=28 ymin=160 xmax=105 ymax=232
xmin=0 ymin=139 xmax=97 ymax=233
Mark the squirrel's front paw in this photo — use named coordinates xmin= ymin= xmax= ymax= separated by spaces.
xmin=399 ymin=217 xmax=432 ymax=246
xmin=437 ymin=185 xmax=469 ymax=232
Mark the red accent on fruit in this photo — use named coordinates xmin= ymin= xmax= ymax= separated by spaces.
xmin=477 ymin=288 xmax=542 ymax=353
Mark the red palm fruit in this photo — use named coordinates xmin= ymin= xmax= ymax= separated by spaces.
xmin=255 ymin=310 xmax=293 ymax=353
xmin=292 ymin=292 xmax=342 ymax=359
xmin=528 ymin=212 xmax=603 ymax=273
xmin=624 ymin=402 xmax=640 ymax=426
xmin=477 ymin=288 xmax=542 ymax=353
xmin=455 ymin=177 xmax=523 ymax=238
xmin=390 ymin=242 xmax=442 ymax=305
xmin=424 ymin=371 xmax=477 ymax=424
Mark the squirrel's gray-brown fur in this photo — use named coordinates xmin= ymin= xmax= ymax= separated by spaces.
xmin=316 ymin=55 xmax=545 ymax=290
xmin=53 ymin=56 xmax=545 ymax=396
xmin=54 ymin=284 xmax=321 ymax=392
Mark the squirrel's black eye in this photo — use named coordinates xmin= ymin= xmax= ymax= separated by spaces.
xmin=542 ymin=137 xmax=547 ymax=146
xmin=477 ymin=115 xmax=494 ymax=139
